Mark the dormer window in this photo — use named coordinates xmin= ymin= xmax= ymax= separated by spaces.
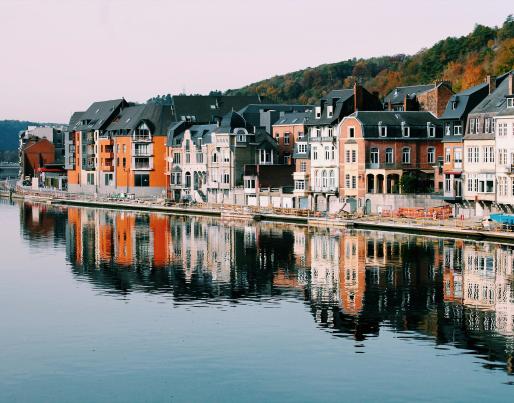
xmin=378 ymin=122 xmax=387 ymax=137
xmin=327 ymin=106 xmax=333 ymax=118
xmin=427 ymin=123 xmax=436 ymax=137
xmin=401 ymin=122 xmax=410 ymax=137
xmin=315 ymin=107 xmax=321 ymax=119
xmin=507 ymin=97 xmax=514 ymax=108
xmin=451 ymin=100 xmax=458 ymax=110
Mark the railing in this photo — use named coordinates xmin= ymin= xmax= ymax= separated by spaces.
xmin=132 ymin=134 xmax=152 ymax=142
xmin=365 ymin=162 xmax=436 ymax=170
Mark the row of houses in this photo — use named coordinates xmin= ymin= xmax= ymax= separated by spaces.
xmin=26 ymin=70 xmax=513 ymax=216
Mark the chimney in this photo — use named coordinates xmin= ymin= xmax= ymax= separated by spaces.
xmin=486 ymin=75 xmax=496 ymax=94
xmin=509 ymin=73 xmax=513 ymax=96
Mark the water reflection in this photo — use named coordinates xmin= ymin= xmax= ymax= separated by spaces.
xmin=19 ymin=202 xmax=514 ymax=374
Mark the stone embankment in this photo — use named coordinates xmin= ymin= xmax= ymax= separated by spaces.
xmin=3 ymin=189 xmax=514 ymax=242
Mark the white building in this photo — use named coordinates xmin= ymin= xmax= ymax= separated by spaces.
xmin=494 ymin=74 xmax=514 ymax=208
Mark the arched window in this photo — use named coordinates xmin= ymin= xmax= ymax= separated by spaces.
xmin=314 ymin=170 xmax=319 ymax=188
xmin=427 ymin=147 xmax=435 ymax=164
xmin=325 ymin=146 xmax=330 ymax=160
xmin=385 ymin=148 xmax=393 ymax=164
xmin=212 ymin=152 xmax=218 ymax=163
xmin=402 ymin=147 xmax=411 ymax=164
xmin=329 ymin=170 xmax=335 ymax=187
xmin=185 ymin=172 xmax=191 ymax=188
xmin=331 ymin=145 xmax=336 ymax=160
xmin=370 ymin=147 xmax=379 ymax=164
xmin=322 ymin=170 xmax=327 ymax=188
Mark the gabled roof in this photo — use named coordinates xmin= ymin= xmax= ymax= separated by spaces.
xmin=75 ymin=99 xmax=126 ymax=131
xmin=384 ymin=84 xmax=435 ymax=104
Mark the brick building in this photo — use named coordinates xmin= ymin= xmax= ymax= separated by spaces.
xmin=384 ymin=81 xmax=454 ymax=117
xmin=339 ymin=111 xmax=443 ymax=212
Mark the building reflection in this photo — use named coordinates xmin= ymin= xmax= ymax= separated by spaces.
xmin=20 ymin=202 xmax=514 ymax=373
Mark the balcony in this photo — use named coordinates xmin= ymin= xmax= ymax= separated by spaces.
xmin=133 ymin=144 xmax=153 ymax=156
xmin=365 ymin=162 xmax=435 ymax=171
xmin=132 ymin=133 xmax=152 ymax=142
xmin=504 ymin=165 xmax=514 ymax=175
xmin=132 ymin=157 xmax=153 ymax=170
xmin=310 ymin=186 xmax=338 ymax=194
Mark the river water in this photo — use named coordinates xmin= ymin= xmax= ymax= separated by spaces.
xmin=0 ymin=199 xmax=513 ymax=402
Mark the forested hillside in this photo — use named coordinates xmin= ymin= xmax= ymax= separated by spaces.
xmin=223 ymin=16 xmax=514 ymax=104
xmin=0 ymin=120 xmax=41 ymax=162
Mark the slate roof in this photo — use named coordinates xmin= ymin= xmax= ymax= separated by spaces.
xmin=440 ymin=82 xmax=489 ymax=121
xmin=170 ymin=95 xmax=260 ymax=123
xmin=384 ymin=84 xmax=435 ymax=104
xmin=74 ymin=99 xmax=127 ymax=131
xmin=67 ymin=112 xmax=84 ymax=131
xmin=106 ymin=103 xmax=174 ymax=135
xmin=351 ymin=111 xmax=442 ymax=139
xmin=468 ymin=72 xmax=513 ymax=114
xmin=212 ymin=111 xmax=248 ymax=133
xmin=272 ymin=112 xmax=308 ymax=125
xmin=305 ymin=89 xmax=354 ymax=126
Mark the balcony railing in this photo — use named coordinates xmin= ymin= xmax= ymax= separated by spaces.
xmin=132 ymin=134 xmax=152 ymax=142
xmin=365 ymin=162 xmax=436 ymax=170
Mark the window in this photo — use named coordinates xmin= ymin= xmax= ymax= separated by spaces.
xmin=300 ymin=161 xmax=307 ymax=172
xmin=348 ymin=127 xmax=355 ymax=138
xmin=314 ymin=170 xmax=319 ymax=188
xmin=427 ymin=147 xmax=435 ymax=164
xmin=469 ymin=118 xmax=478 ymax=134
xmin=315 ymin=107 xmax=321 ymax=119
xmin=173 ymin=153 xmax=181 ymax=164
xmin=454 ymin=125 xmax=462 ymax=135
xmin=445 ymin=176 xmax=451 ymax=193
xmin=245 ymin=179 xmax=256 ymax=189
xmin=236 ymin=131 xmax=246 ymax=142
xmin=171 ymin=172 xmax=181 ymax=185
xmin=352 ymin=150 xmax=357 ymax=163
xmin=352 ymin=176 xmax=357 ymax=189
xmin=223 ymin=173 xmax=230 ymax=184
xmin=313 ymin=147 xmax=318 ymax=160
xmin=223 ymin=152 xmax=230 ymax=163
xmin=427 ymin=125 xmax=436 ymax=137
xmin=322 ymin=170 xmax=327 ymax=188
xmin=508 ymin=98 xmax=514 ymax=108
xmin=284 ymin=133 xmax=290 ymax=145
xmin=345 ymin=174 xmax=351 ymax=188
xmin=196 ymin=152 xmax=203 ymax=163
xmin=370 ymin=147 xmax=379 ymax=164
xmin=484 ymin=117 xmax=492 ymax=133
xmin=328 ymin=128 xmax=334 ymax=137
xmin=445 ymin=124 xmax=451 ymax=136
xmin=284 ymin=155 xmax=291 ymax=165
xmin=295 ymin=180 xmax=305 ymax=190
xmin=385 ymin=148 xmax=393 ymax=164
xmin=329 ymin=170 xmax=335 ymax=187
xmin=402 ymin=124 xmax=410 ymax=137
xmin=87 ymin=173 xmax=94 ymax=185
xmin=345 ymin=149 xmax=351 ymax=163
xmin=185 ymin=152 xmax=190 ymax=163
xmin=379 ymin=125 xmax=387 ymax=137
xmin=445 ymin=148 xmax=451 ymax=163
xmin=298 ymin=143 xmax=307 ymax=153
xmin=325 ymin=146 xmax=330 ymax=160
xmin=455 ymin=148 xmax=462 ymax=165
xmin=259 ymin=149 xmax=272 ymax=164
xmin=122 ymin=157 xmax=126 ymax=168
xmin=327 ymin=105 xmax=333 ymax=118
xmin=134 ymin=174 xmax=150 ymax=187
xmin=212 ymin=153 xmax=218 ymax=163
xmin=402 ymin=147 xmax=411 ymax=164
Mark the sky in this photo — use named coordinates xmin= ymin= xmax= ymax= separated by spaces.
xmin=0 ymin=0 xmax=512 ymax=123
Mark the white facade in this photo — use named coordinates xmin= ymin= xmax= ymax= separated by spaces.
xmin=462 ymin=139 xmax=496 ymax=203
xmin=494 ymin=110 xmax=514 ymax=206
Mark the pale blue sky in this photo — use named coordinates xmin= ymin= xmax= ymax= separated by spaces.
xmin=0 ymin=0 xmax=512 ymax=122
